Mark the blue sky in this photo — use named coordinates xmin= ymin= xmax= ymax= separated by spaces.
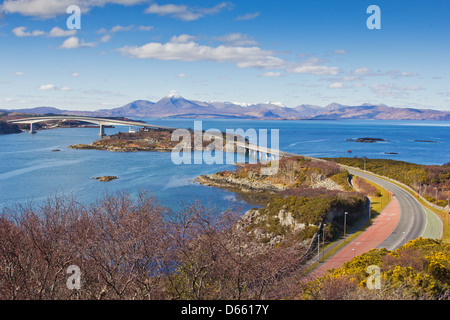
xmin=0 ymin=0 xmax=449 ymax=111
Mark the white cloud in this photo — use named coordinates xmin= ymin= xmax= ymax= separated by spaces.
xmin=138 ymin=25 xmax=154 ymax=31
xmin=329 ymin=82 xmax=344 ymax=89
xmin=260 ymin=72 xmax=282 ymax=77
xmin=117 ymin=37 xmax=341 ymax=76
xmin=38 ymin=84 xmax=72 ymax=91
xmin=400 ymin=71 xmax=418 ymax=77
xmin=333 ymin=49 xmax=347 ymax=55
xmin=100 ymin=34 xmax=112 ymax=43
xmin=14 ymin=72 xmax=24 ymax=76
xmin=13 ymin=26 xmax=78 ymax=38
xmin=370 ymin=83 xmax=424 ymax=97
xmin=38 ymin=84 xmax=56 ymax=91
xmin=110 ymin=25 xmax=133 ymax=33
xmin=235 ymin=12 xmax=260 ymax=21
xmin=72 ymin=72 xmax=80 ymax=77
xmin=289 ymin=65 xmax=339 ymax=75
xmin=350 ymin=68 xmax=419 ymax=79
xmin=97 ymin=25 xmax=134 ymax=42
xmin=170 ymin=34 xmax=197 ymax=43
xmin=1 ymin=0 xmax=146 ymax=18
xmin=403 ymin=85 xmax=423 ymax=91
xmin=353 ymin=67 xmax=370 ymax=75
xmin=177 ymin=73 xmax=187 ymax=78
xmin=48 ymin=26 xmax=76 ymax=37
xmin=145 ymin=2 xmax=232 ymax=21
xmin=287 ymin=58 xmax=339 ymax=75
xmin=12 ymin=26 xmax=45 ymax=37
xmin=117 ymin=38 xmax=285 ymax=69
xmin=60 ymin=36 xmax=96 ymax=49
xmin=214 ymin=33 xmax=258 ymax=46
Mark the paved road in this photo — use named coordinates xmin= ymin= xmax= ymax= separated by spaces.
xmin=311 ymin=196 xmax=401 ymax=278
xmin=346 ymin=168 xmax=427 ymax=250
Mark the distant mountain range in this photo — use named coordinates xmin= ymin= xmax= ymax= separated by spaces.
xmin=2 ymin=93 xmax=450 ymax=121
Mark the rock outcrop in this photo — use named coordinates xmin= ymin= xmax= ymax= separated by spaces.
xmin=196 ymin=173 xmax=286 ymax=194
xmin=0 ymin=121 xmax=21 ymax=135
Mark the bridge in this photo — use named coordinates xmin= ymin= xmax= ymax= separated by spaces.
xmin=8 ymin=115 xmax=173 ymax=137
xmin=9 ymin=115 xmax=291 ymax=162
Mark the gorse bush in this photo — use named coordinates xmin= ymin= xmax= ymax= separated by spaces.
xmin=300 ymin=238 xmax=450 ymax=300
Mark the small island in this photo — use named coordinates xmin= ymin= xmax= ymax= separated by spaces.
xmin=414 ymin=140 xmax=439 ymax=143
xmin=69 ymin=127 xmax=247 ymax=153
xmin=91 ymin=176 xmax=118 ymax=182
xmin=346 ymin=137 xmax=386 ymax=143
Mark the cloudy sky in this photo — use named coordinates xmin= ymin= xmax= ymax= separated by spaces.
xmin=0 ymin=0 xmax=449 ymax=111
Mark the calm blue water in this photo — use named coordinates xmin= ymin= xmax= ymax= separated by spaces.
xmin=0 ymin=120 xmax=449 ymax=211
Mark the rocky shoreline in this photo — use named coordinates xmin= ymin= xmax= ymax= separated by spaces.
xmin=68 ymin=127 xmax=247 ymax=153
xmin=195 ymin=173 xmax=286 ymax=194
xmin=69 ymin=143 xmax=173 ymax=152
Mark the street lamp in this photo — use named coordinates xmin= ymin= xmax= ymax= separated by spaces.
xmin=447 ymin=199 xmax=449 ymax=225
xmin=322 ymin=223 xmax=327 ymax=261
xmin=344 ymin=212 xmax=349 ymax=241
xmin=434 ymin=187 xmax=438 ymax=208
xmin=317 ymin=233 xmax=320 ymax=263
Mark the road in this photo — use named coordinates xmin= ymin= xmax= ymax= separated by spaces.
xmin=346 ymin=167 xmax=427 ymax=250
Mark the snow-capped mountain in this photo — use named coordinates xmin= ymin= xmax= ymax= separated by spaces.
xmin=4 ymin=93 xmax=450 ymax=120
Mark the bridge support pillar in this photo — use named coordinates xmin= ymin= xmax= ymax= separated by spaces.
xmin=99 ymin=125 xmax=106 ymax=138
xmin=29 ymin=123 xmax=36 ymax=134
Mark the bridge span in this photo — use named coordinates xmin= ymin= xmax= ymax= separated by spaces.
xmin=8 ymin=116 xmax=173 ymax=137
xmin=8 ymin=116 xmax=292 ymax=162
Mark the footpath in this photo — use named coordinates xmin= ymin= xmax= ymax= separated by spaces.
xmin=309 ymin=196 xmax=401 ymax=278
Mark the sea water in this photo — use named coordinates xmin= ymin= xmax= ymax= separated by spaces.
xmin=0 ymin=119 xmax=448 ymax=211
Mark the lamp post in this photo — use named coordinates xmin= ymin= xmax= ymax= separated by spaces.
xmin=344 ymin=212 xmax=348 ymax=241
xmin=317 ymin=233 xmax=320 ymax=263
xmin=434 ymin=187 xmax=438 ymax=208
xmin=322 ymin=223 xmax=327 ymax=261
xmin=447 ymin=198 xmax=449 ymax=225
xmin=380 ymin=187 xmax=383 ymax=210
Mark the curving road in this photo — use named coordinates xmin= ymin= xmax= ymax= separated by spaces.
xmin=346 ymin=167 xmax=427 ymax=250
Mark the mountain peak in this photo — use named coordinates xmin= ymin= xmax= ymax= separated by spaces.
xmin=166 ymin=90 xmax=182 ymax=99
xmin=265 ymin=101 xmax=287 ymax=108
